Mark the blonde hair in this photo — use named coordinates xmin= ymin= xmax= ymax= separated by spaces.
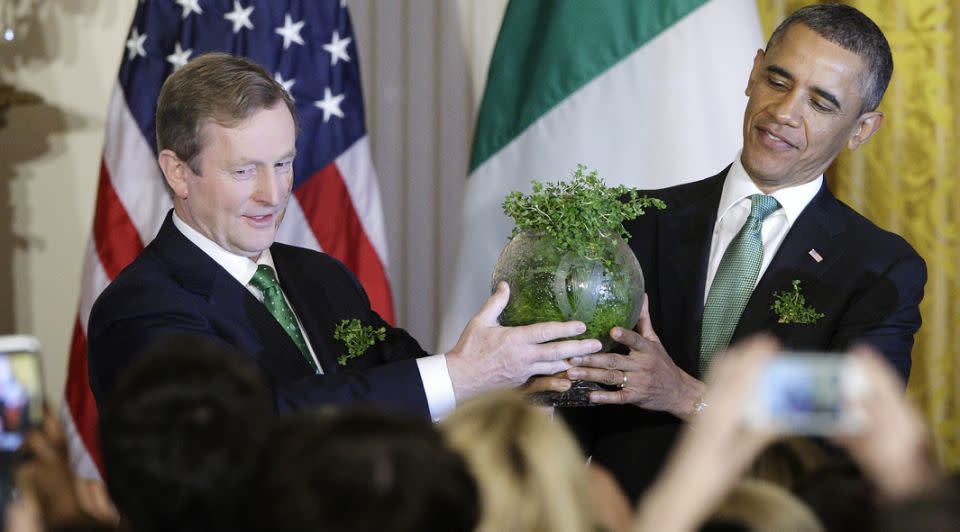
xmin=441 ymin=391 xmax=593 ymax=532
xmin=710 ymin=478 xmax=824 ymax=532
xmin=750 ymin=437 xmax=831 ymax=490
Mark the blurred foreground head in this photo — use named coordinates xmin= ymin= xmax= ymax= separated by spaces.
xmin=704 ymin=478 xmax=823 ymax=532
xmin=877 ymin=474 xmax=960 ymax=532
xmin=99 ymin=335 xmax=274 ymax=532
xmin=248 ymin=408 xmax=478 ymax=532
xmin=442 ymin=391 xmax=593 ymax=532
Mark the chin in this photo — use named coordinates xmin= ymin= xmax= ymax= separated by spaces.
xmin=744 ymin=154 xmax=787 ymax=176
xmin=235 ymin=235 xmax=277 ymax=256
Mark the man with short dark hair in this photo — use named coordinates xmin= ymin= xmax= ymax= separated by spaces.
xmin=99 ymin=336 xmax=274 ymax=532
xmin=88 ymin=53 xmax=600 ymax=419
xmin=562 ymin=3 xmax=926 ymax=499
xmin=247 ymin=409 xmax=479 ymax=532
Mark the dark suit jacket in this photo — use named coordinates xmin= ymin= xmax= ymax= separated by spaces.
xmin=562 ymin=167 xmax=926 ymax=500
xmin=88 ymin=211 xmax=430 ymax=416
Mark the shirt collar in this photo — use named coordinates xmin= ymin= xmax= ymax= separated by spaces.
xmin=717 ymin=152 xmax=823 ymax=226
xmin=171 ymin=210 xmax=275 ymax=286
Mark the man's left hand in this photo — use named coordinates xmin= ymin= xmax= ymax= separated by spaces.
xmin=566 ymin=296 xmax=705 ymax=418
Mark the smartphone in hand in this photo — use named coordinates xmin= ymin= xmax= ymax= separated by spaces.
xmin=743 ymin=353 xmax=866 ymax=435
xmin=0 ymin=335 xmax=44 ymax=452
xmin=0 ymin=335 xmax=44 ymax=517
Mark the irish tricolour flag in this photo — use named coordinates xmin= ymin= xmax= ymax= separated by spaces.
xmin=438 ymin=0 xmax=763 ymax=348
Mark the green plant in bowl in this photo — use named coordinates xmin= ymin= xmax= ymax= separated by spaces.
xmin=492 ymin=165 xmax=664 ymax=405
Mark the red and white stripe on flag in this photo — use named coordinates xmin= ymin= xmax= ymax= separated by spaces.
xmin=63 ymin=1 xmax=394 ymax=478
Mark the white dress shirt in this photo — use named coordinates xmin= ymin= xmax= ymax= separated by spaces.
xmin=172 ymin=212 xmax=457 ymax=420
xmin=703 ymin=154 xmax=823 ymax=303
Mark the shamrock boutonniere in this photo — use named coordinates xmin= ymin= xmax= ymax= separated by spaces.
xmin=334 ymin=318 xmax=386 ymax=366
xmin=771 ymin=280 xmax=824 ymax=324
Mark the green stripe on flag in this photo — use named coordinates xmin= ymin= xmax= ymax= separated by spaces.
xmin=470 ymin=0 xmax=710 ymax=173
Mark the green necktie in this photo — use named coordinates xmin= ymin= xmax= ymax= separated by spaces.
xmin=250 ymin=264 xmax=317 ymax=372
xmin=699 ymin=194 xmax=781 ymax=373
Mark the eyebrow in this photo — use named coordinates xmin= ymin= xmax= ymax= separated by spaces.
xmin=232 ymin=149 xmax=298 ymax=167
xmin=766 ymin=64 xmax=842 ymax=111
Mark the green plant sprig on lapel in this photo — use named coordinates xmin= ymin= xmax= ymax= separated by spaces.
xmin=334 ymin=318 xmax=386 ymax=366
xmin=771 ymin=280 xmax=824 ymax=324
xmin=501 ymin=164 xmax=665 ymax=268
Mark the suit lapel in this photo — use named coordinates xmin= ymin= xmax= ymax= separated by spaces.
xmin=211 ymin=272 xmax=319 ymax=380
xmin=656 ymin=170 xmax=726 ymax=374
xmin=734 ymin=184 xmax=846 ymax=338
xmin=271 ymin=245 xmax=342 ymax=373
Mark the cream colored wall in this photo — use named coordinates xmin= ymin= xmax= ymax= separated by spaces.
xmin=456 ymin=0 xmax=509 ymax=106
xmin=0 ymin=1 xmax=137 ymax=404
xmin=0 ymin=1 xmax=506 ymax=405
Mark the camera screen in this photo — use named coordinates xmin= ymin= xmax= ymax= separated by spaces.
xmin=744 ymin=355 xmax=865 ymax=435
xmin=760 ymin=359 xmax=844 ymax=421
xmin=0 ymin=351 xmax=43 ymax=452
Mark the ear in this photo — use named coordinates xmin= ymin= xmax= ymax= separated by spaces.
xmin=847 ymin=111 xmax=883 ymax=150
xmin=745 ymin=48 xmax=765 ymax=97
xmin=158 ymin=149 xmax=191 ymax=198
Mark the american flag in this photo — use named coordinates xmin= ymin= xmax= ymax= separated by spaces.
xmin=63 ymin=0 xmax=393 ymax=478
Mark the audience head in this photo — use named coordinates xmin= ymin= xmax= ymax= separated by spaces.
xmin=99 ymin=335 xmax=274 ymax=532
xmin=705 ymin=478 xmax=823 ymax=532
xmin=441 ymin=391 xmax=593 ymax=532
xmin=750 ymin=437 xmax=830 ymax=491
xmin=877 ymin=474 xmax=960 ymax=532
xmin=248 ymin=408 xmax=478 ymax=532
xmin=793 ymin=460 xmax=877 ymax=532
xmin=766 ymin=3 xmax=892 ymax=113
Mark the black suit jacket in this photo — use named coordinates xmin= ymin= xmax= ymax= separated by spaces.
xmin=88 ymin=211 xmax=430 ymax=416
xmin=563 ymin=167 xmax=926 ymax=500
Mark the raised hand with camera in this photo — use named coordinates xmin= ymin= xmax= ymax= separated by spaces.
xmin=7 ymin=407 xmax=118 ymax=531
xmin=634 ymin=335 xmax=781 ymax=531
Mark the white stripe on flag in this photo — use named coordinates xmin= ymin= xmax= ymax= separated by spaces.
xmin=61 ymin=402 xmax=102 ymax=480
xmin=78 ymin=239 xmax=112 ymax=333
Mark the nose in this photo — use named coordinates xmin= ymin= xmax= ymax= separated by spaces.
xmin=771 ymin=90 xmax=803 ymax=128
xmin=253 ymin=167 xmax=286 ymax=206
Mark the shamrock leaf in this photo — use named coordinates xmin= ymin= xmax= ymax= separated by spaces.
xmin=334 ymin=319 xmax=386 ymax=366
xmin=771 ymin=280 xmax=824 ymax=324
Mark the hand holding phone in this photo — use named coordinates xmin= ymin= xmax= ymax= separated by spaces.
xmin=0 ymin=335 xmax=44 ymax=523
xmin=0 ymin=335 xmax=43 ymax=452
xmin=743 ymin=353 xmax=867 ymax=435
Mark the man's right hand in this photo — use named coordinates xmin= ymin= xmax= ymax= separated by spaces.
xmin=445 ymin=281 xmax=601 ymax=403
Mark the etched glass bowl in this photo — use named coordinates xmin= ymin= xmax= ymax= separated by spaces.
xmin=491 ymin=230 xmax=644 ymax=406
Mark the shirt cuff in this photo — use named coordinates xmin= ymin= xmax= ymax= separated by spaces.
xmin=415 ymin=353 xmax=457 ymax=421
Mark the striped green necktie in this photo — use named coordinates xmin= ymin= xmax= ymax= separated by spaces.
xmin=699 ymin=194 xmax=780 ymax=373
xmin=250 ymin=264 xmax=318 ymax=372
